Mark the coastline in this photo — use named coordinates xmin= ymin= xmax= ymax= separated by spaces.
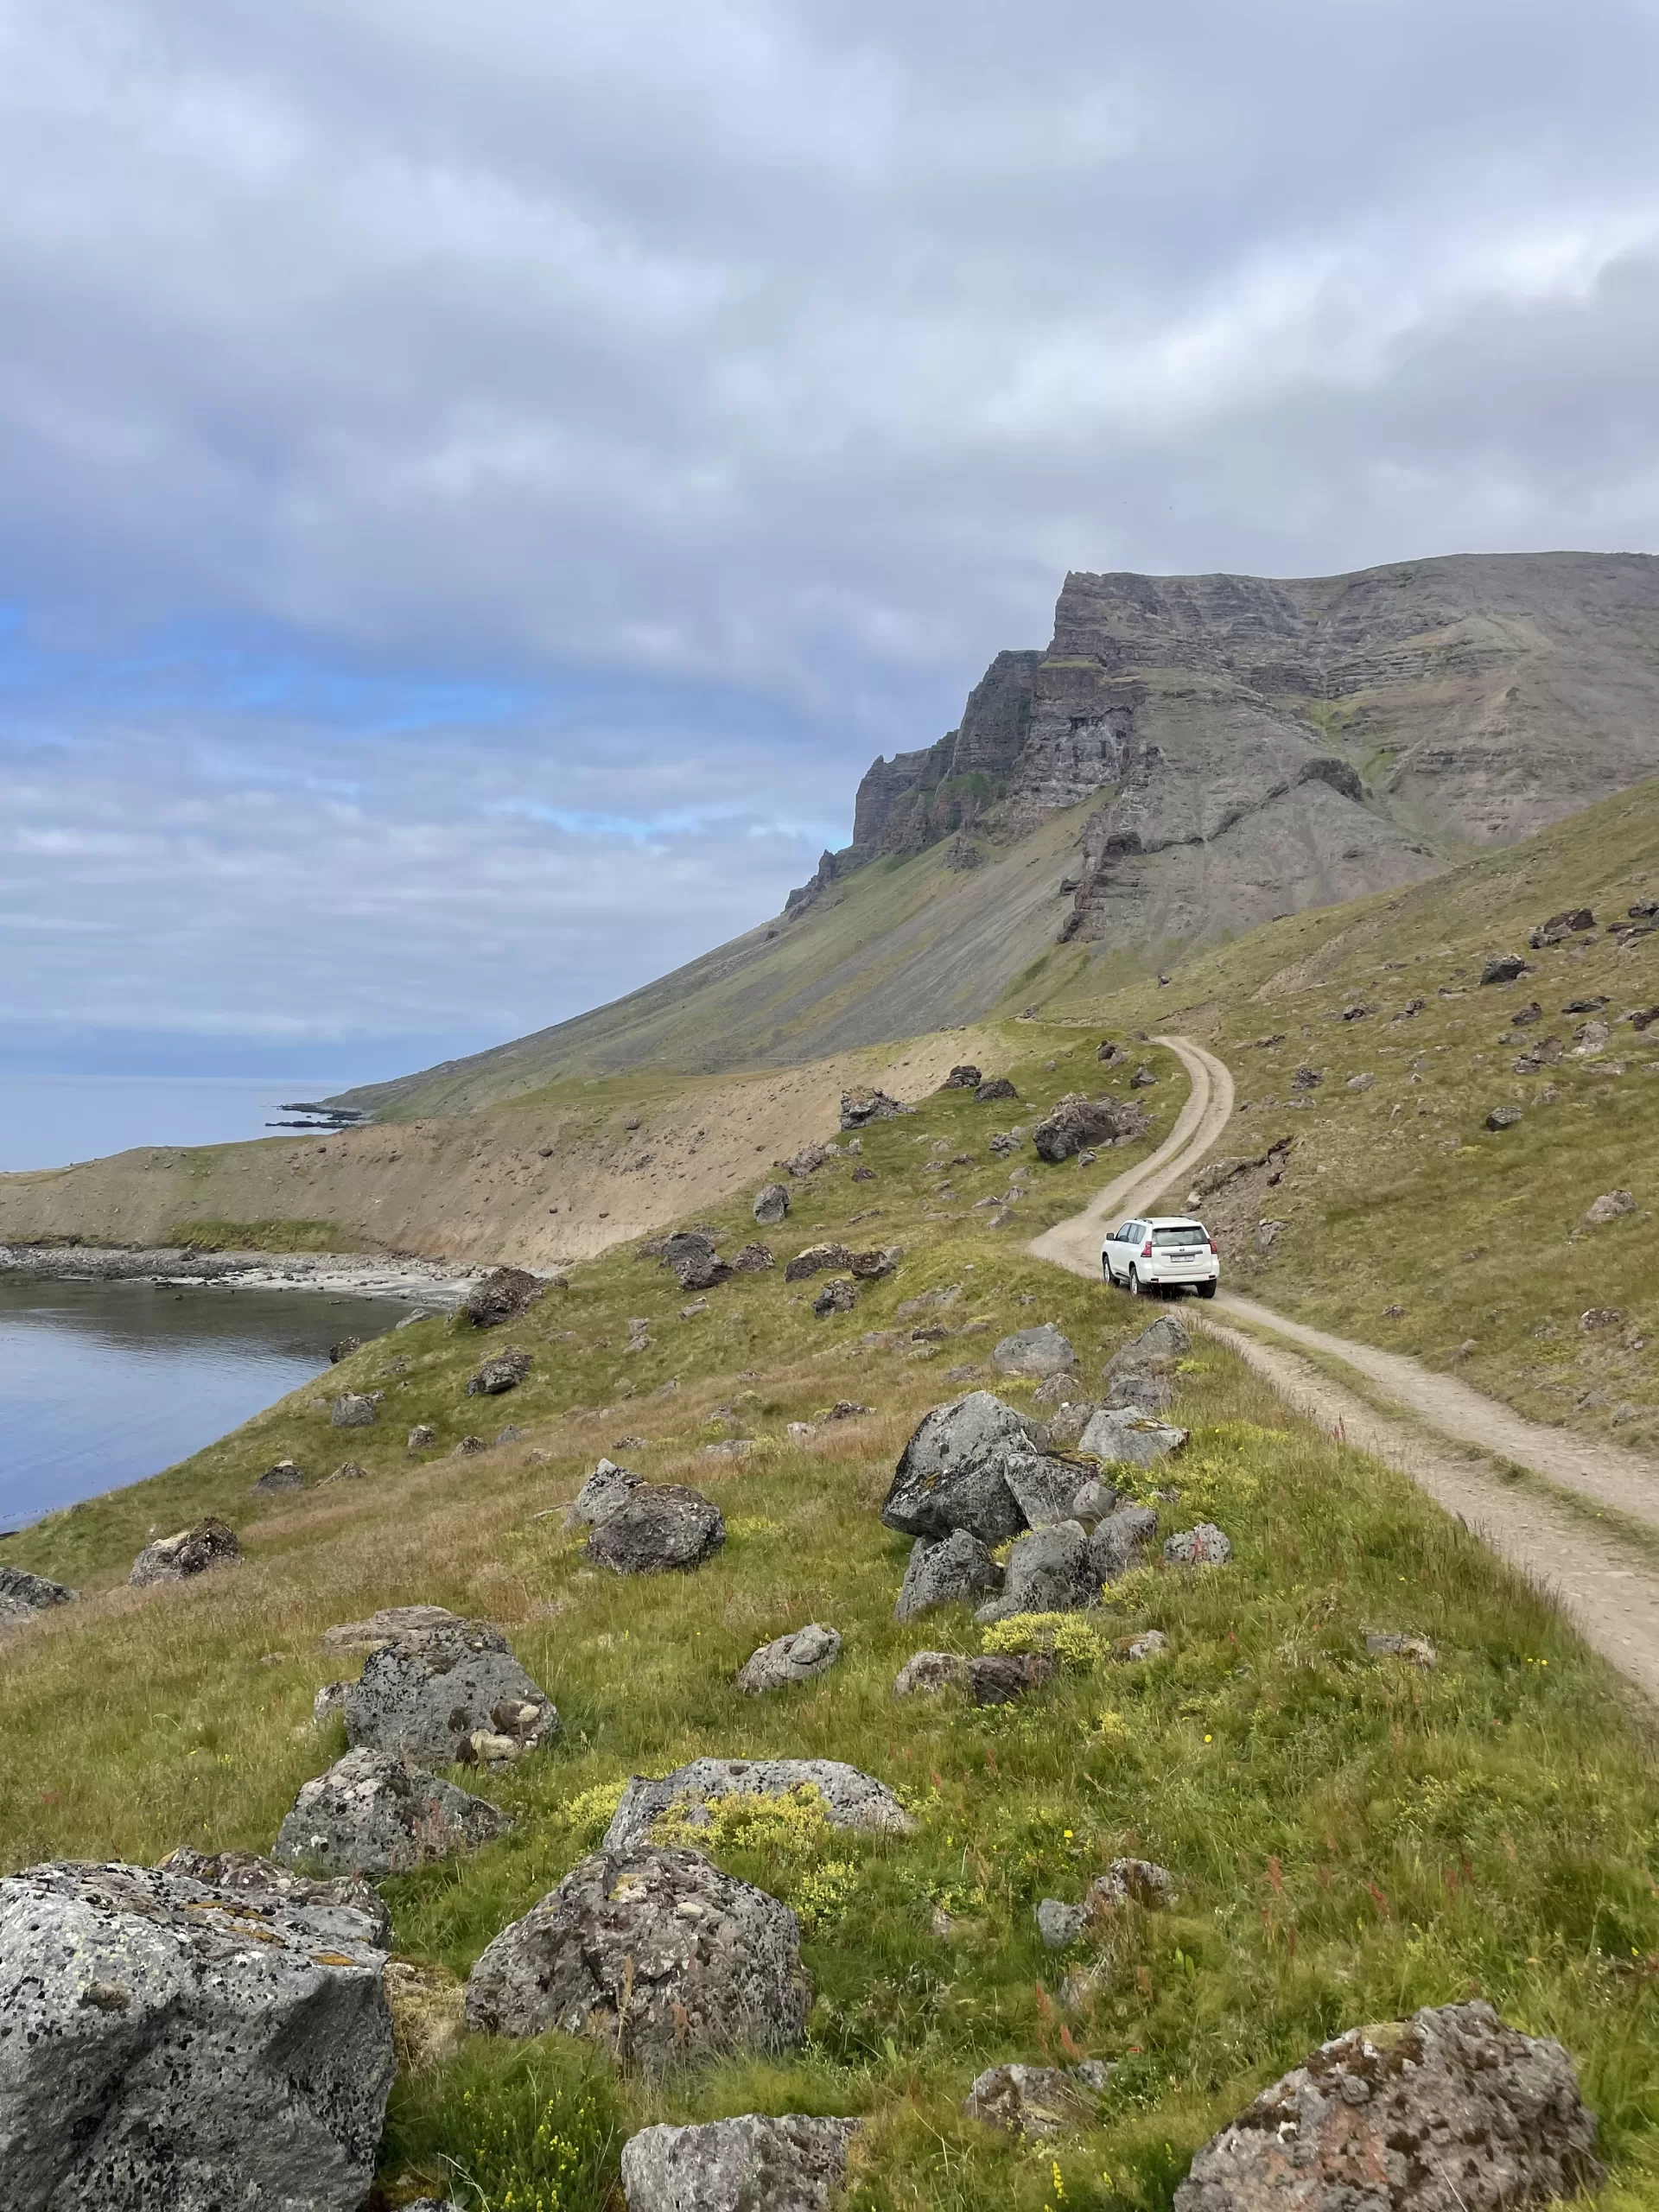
xmin=0 ymin=1243 xmax=480 ymax=1308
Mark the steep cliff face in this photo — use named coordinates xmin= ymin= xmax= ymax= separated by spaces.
xmin=797 ymin=550 xmax=1659 ymax=941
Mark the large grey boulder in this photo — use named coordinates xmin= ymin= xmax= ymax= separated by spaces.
xmin=785 ymin=1242 xmax=854 ymax=1282
xmin=895 ymin=1529 xmax=1004 ymax=1620
xmin=252 ymin=1458 xmax=304 ymax=1495
xmin=893 ymin=1649 xmax=971 ymax=1696
xmin=464 ymin=1266 xmax=543 ymax=1327
xmin=155 ymin=1846 xmax=391 ymax=1948
xmin=753 ymin=1181 xmax=791 ymax=1225
xmin=841 ymin=1086 xmax=906 ymax=1129
xmin=1103 ymin=1312 xmax=1190 ymax=1394
xmin=274 ymin=1747 xmax=512 ymax=1874
xmin=622 ymin=2114 xmax=859 ymax=2212
xmin=569 ymin=1458 xmax=643 ymax=1528
xmin=586 ymin=1483 xmax=726 ymax=1573
xmin=0 ymin=1563 xmax=77 ymax=1627
xmin=992 ymin=1323 xmax=1077 ymax=1378
xmin=1090 ymin=1504 xmax=1160 ymax=1581
xmin=1077 ymin=1406 xmax=1188 ymax=1467
xmin=128 ymin=1516 xmax=240 ymax=1588
xmin=1032 ymin=1096 xmax=1138 ymax=1163
xmin=1173 ymin=2000 xmax=1602 ymax=2212
xmin=603 ymin=1758 xmax=914 ymax=1853
xmin=331 ymin=1392 xmax=380 ymax=1428
xmin=464 ymin=1847 xmax=810 ymax=2069
xmin=1003 ymin=1453 xmax=1094 ymax=1530
xmin=976 ymin=1522 xmax=1097 ymax=1621
xmin=736 ymin=1623 xmax=842 ymax=1695
xmin=0 ymin=1858 xmax=394 ymax=2211
xmin=466 ymin=1348 xmax=531 ymax=1396
xmin=881 ymin=1391 xmax=1047 ymax=1543
xmin=344 ymin=1619 xmax=558 ymax=1766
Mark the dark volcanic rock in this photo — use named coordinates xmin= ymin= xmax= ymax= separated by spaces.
xmin=974 ymin=1077 xmax=1019 ymax=1103
xmin=1173 ymin=1999 xmax=1602 ymax=2212
xmin=895 ymin=1529 xmax=1005 ymax=1620
xmin=621 ymin=2114 xmax=859 ymax=2212
xmin=967 ymin=1651 xmax=1057 ymax=1706
xmin=274 ymin=1746 xmax=512 ymax=1873
xmin=0 ymin=1858 xmax=394 ymax=2212
xmin=252 ymin=1458 xmax=304 ymax=1494
xmin=1529 ymin=907 xmax=1595 ymax=947
xmin=882 ymin=1389 xmax=1047 ymax=1543
xmin=1480 ymin=953 xmax=1530 ymax=985
xmin=344 ymin=1619 xmax=558 ymax=1766
xmin=731 ymin=1241 xmax=775 ymax=1271
xmin=976 ymin=1521 xmax=1098 ymax=1620
xmin=941 ymin=1064 xmax=982 ymax=1089
xmin=1090 ymin=1504 xmax=1160 ymax=1580
xmin=463 ymin=1846 xmax=810 ymax=2069
xmin=465 ymin=1266 xmax=543 ymax=1327
xmin=585 ymin=1483 xmax=726 ymax=1573
xmin=963 ymin=2063 xmax=1104 ymax=2137
xmin=0 ymin=1562 xmax=78 ymax=1625
xmin=848 ymin=1243 xmax=902 ymax=1279
xmin=1032 ymin=1095 xmax=1138 ymax=1162
xmin=753 ymin=1181 xmax=791 ymax=1224
xmin=841 ymin=1086 xmax=907 ymax=1129
xmin=129 ymin=1516 xmax=240 ymax=1588
xmin=467 ymin=1347 xmax=531 ymax=1396
xmin=568 ymin=1457 xmax=644 ymax=1527
xmin=813 ymin=1277 xmax=857 ymax=1316
xmin=1486 ymin=1104 xmax=1523 ymax=1131
xmin=785 ymin=1242 xmax=854 ymax=1281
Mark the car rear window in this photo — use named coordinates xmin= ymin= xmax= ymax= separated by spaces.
xmin=1151 ymin=1224 xmax=1206 ymax=1247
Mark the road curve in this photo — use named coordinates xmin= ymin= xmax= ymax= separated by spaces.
xmin=1032 ymin=1027 xmax=1659 ymax=1700
xmin=1027 ymin=1034 xmax=1235 ymax=1280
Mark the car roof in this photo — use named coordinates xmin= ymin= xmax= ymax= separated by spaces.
xmin=1137 ymin=1216 xmax=1205 ymax=1227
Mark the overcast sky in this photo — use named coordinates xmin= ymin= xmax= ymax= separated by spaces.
xmin=4 ymin=0 xmax=1659 ymax=1084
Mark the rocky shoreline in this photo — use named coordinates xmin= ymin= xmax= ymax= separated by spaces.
xmin=0 ymin=1243 xmax=479 ymax=1308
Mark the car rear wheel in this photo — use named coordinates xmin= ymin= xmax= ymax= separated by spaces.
xmin=1128 ymin=1268 xmax=1143 ymax=1297
xmin=1197 ymin=1281 xmax=1217 ymax=1300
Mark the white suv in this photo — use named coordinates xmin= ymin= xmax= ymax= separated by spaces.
xmin=1102 ymin=1216 xmax=1218 ymax=1299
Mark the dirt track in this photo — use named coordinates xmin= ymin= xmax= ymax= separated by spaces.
xmin=1034 ymin=1033 xmax=1659 ymax=1702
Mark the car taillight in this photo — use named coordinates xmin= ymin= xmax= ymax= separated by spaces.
xmin=1141 ymin=1239 xmax=1154 ymax=1258
xmin=1208 ymin=1237 xmax=1217 ymax=1254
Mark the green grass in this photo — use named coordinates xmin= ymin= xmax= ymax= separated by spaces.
xmin=5 ymin=1026 xmax=1659 ymax=2207
xmin=163 ymin=1217 xmax=365 ymax=1253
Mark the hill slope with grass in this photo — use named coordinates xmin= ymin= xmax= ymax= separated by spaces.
xmin=1061 ymin=774 xmax=1659 ymax=1449
xmin=336 ymin=550 xmax=1659 ymax=1118
xmin=4 ymin=1025 xmax=1659 ymax=2209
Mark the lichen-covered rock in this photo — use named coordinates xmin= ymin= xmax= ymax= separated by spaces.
xmin=1165 ymin=1522 xmax=1232 ymax=1567
xmin=993 ymin=1322 xmax=1077 ymax=1377
xmin=321 ymin=1605 xmax=461 ymax=1654
xmin=1090 ymin=1504 xmax=1160 ymax=1581
xmin=569 ymin=1457 xmax=643 ymax=1528
xmin=941 ymin=1064 xmax=982 ymax=1090
xmin=331 ymin=1392 xmax=380 ymax=1428
xmin=785 ymin=1242 xmax=854 ymax=1281
xmin=0 ymin=1563 xmax=78 ymax=1627
xmin=465 ymin=1266 xmax=543 ymax=1327
xmin=408 ymin=1423 xmax=436 ymax=1448
xmin=603 ymin=1758 xmax=914 ymax=1853
xmin=252 ymin=1458 xmax=304 ymax=1494
xmin=0 ymin=1858 xmax=394 ymax=2210
xmin=274 ymin=1747 xmax=512 ymax=1874
xmin=881 ymin=1391 xmax=1047 ymax=1543
xmin=841 ymin=1086 xmax=906 ymax=1129
xmin=736 ymin=1623 xmax=842 ymax=1694
xmin=1173 ymin=2000 xmax=1602 ymax=2212
xmin=1032 ymin=1096 xmax=1139 ymax=1163
xmin=463 ymin=1847 xmax=810 ymax=2069
xmin=813 ymin=1277 xmax=857 ymax=1316
xmin=1003 ymin=1452 xmax=1094 ymax=1529
xmin=344 ymin=1619 xmax=558 ymax=1766
xmin=975 ymin=1077 xmax=1019 ymax=1103
xmin=1585 ymin=1188 xmax=1637 ymax=1224
xmin=895 ymin=1529 xmax=1004 ymax=1621
xmin=467 ymin=1348 xmax=531 ymax=1396
xmin=1486 ymin=1104 xmax=1523 ymax=1131
xmin=848 ymin=1243 xmax=902 ymax=1280
xmin=976 ymin=1522 xmax=1097 ymax=1621
xmin=1066 ymin=1475 xmax=1120 ymax=1526
xmin=963 ymin=2063 xmax=1104 ymax=2136
xmin=1480 ymin=953 xmax=1530 ymax=985
xmin=1367 ymin=1630 xmax=1439 ymax=1668
xmin=621 ymin=2114 xmax=859 ymax=2212
xmin=1037 ymin=1860 xmax=1174 ymax=1945
xmin=730 ymin=1242 xmax=775 ymax=1271
xmin=753 ymin=1181 xmax=791 ymax=1224
xmin=155 ymin=1845 xmax=391 ymax=1948
xmin=893 ymin=1649 xmax=971 ymax=1696
xmin=128 ymin=1516 xmax=240 ymax=1588
xmin=585 ymin=1483 xmax=725 ymax=1573
xmin=1077 ymin=1406 xmax=1188 ymax=1467
xmin=1105 ymin=1311 xmax=1190 ymax=1379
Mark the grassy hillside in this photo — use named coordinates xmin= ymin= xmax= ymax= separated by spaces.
xmin=5 ymin=1027 xmax=1659 ymax=2209
xmin=1070 ymin=775 xmax=1659 ymax=1446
